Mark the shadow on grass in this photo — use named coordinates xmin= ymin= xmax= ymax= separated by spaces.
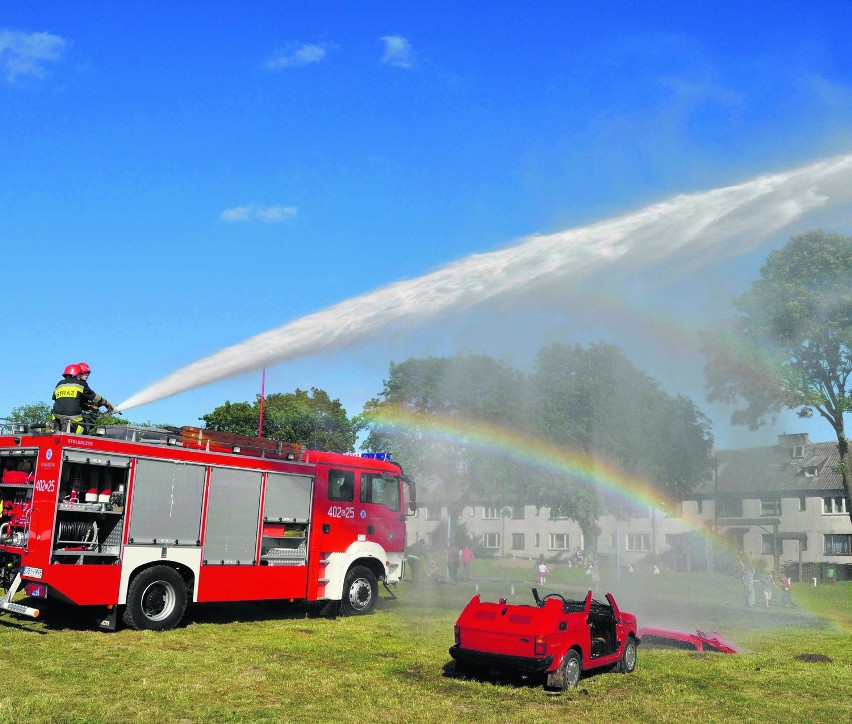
xmin=441 ymin=660 xmax=545 ymax=691
xmin=442 ymin=659 xmax=617 ymax=694
xmin=0 ymin=614 xmax=48 ymax=634
xmin=184 ymin=598 xmax=336 ymax=626
xmin=28 ymin=595 xmax=345 ymax=632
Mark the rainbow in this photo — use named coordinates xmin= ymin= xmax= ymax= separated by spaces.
xmin=368 ymin=404 xmax=716 ymax=537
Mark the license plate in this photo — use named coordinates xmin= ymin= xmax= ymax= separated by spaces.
xmin=22 ymin=566 xmax=43 ymax=579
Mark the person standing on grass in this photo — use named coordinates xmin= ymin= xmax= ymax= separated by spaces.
xmin=762 ymin=572 xmax=776 ymax=608
xmin=742 ymin=565 xmax=756 ymax=607
xmin=538 ymin=559 xmax=549 ymax=585
xmin=591 ymin=559 xmax=601 ymax=592
xmin=780 ymin=574 xmax=796 ymax=607
xmin=447 ymin=544 xmax=460 ymax=582
xmin=461 ymin=546 xmax=474 ymax=580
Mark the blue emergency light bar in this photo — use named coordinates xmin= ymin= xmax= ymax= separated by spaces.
xmin=361 ymin=452 xmax=392 ymax=461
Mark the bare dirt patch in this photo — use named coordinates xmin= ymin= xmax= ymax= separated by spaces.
xmin=794 ymin=653 xmax=833 ymax=663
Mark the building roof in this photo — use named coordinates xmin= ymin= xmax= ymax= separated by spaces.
xmin=692 ymin=434 xmax=844 ymax=497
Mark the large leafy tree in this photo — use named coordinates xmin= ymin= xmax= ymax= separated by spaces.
xmin=201 ymin=387 xmax=358 ymax=452
xmin=530 ymin=343 xmax=713 ymax=546
xmin=362 ymin=349 xmax=713 ymax=550
xmin=361 ymin=355 xmax=528 ymax=519
xmin=704 ymin=229 xmax=852 ymax=523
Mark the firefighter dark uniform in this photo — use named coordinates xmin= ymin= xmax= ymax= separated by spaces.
xmin=51 ymin=364 xmax=113 ymax=433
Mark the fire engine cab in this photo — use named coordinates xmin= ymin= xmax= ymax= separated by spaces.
xmin=0 ymin=420 xmax=415 ymax=631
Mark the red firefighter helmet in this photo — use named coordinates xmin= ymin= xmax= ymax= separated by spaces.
xmin=77 ymin=362 xmax=91 ymax=375
xmin=63 ymin=364 xmax=81 ymax=377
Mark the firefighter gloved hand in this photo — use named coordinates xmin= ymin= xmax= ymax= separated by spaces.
xmin=104 ymin=401 xmax=115 ymax=413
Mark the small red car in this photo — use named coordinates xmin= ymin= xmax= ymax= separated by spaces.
xmin=450 ymin=588 xmax=639 ymax=692
xmin=638 ymin=627 xmax=737 ymax=653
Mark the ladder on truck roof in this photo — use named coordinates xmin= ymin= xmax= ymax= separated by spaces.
xmin=178 ymin=426 xmax=304 ymax=460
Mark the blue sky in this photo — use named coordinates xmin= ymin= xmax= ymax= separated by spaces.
xmin=2 ymin=2 xmax=852 ymax=449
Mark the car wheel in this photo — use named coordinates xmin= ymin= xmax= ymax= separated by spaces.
xmin=546 ymin=649 xmax=581 ymax=692
xmin=340 ymin=566 xmax=378 ymax=616
xmin=122 ymin=565 xmax=187 ymax=631
xmin=617 ymin=637 xmax=637 ymax=674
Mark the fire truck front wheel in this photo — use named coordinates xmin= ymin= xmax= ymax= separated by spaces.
xmin=341 ymin=566 xmax=378 ymax=616
xmin=122 ymin=565 xmax=188 ymax=631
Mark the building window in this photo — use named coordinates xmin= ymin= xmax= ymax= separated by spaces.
xmin=549 ymin=533 xmax=569 ymax=550
xmin=823 ymin=496 xmax=848 ymax=515
xmin=762 ymin=535 xmax=780 ymax=555
xmin=662 ymin=501 xmax=682 ymax=518
xmin=483 ymin=507 xmax=499 ymax=520
xmin=426 ymin=505 xmax=441 ymax=521
xmin=512 ymin=533 xmax=525 ymax=550
xmin=824 ymin=534 xmax=852 ymax=556
xmin=799 ymin=497 xmax=806 ymax=512
xmin=484 ymin=532 xmax=501 ymax=549
xmin=626 ymin=534 xmax=650 ymax=552
xmin=550 ymin=506 xmax=571 ymax=520
xmin=511 ymin=505 xmax=525 ymax=520
xmin=718 ymin=497 xmax=742 ymax=518
xmin=696 ymin=498 xmax=703 ymax=514
xmin=760 ymin=498 xmax=781 ymax=517
xmin=534 ymin=533 xmax=540 ymax=548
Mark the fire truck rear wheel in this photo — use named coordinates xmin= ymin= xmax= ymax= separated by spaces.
xmin=341 ymin=566 xmax=378 ymax=616
xmin=122 ymin=565 xmax=188 ymax=631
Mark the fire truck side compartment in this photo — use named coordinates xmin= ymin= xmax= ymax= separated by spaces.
xmin=203 ymin=467 xmax=263 ymax=565
xmin=128 ymin=459 xmax=205 ymax=545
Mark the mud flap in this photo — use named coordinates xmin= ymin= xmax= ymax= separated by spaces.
xmin=97 ymin=605 xmax=119 ymax=631
xmin=545 ymin=665 xmax=566 ymax=691
xmin=308 ymin=599 xmax=339 ymax=619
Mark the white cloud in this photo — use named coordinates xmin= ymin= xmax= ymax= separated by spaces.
xmin=265 ymin=43 xmax=326 ymax=70
xmin=0 ymin=28 xmax=67 ymax=82
xmin=380 ymin=35 xmax=413 ymax=69
xmin=221 ymin=204 xmax=298 ymax=223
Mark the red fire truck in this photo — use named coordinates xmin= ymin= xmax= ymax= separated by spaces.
xmin=0 ymin=420 xmax=415 ymax=631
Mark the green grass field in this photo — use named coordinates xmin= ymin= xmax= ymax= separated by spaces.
xmin=1 ymin=560 xmax=849 ymax=723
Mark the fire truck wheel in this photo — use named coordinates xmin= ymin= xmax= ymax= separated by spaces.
xmin=341 ymin=566 xmax=378 ymax=616
xmin=122 ymin=565 xmax=188 ymax=631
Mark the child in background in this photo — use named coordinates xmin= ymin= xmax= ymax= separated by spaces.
xmin=762 ymin=573 xmax=776 ymax=608
xmin=538 ymin=560 xmax=549 ymax=586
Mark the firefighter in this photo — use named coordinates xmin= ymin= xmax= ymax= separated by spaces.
xmin=52 ymin=362 xmax=115 ymax=433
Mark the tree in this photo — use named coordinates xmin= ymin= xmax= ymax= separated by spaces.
xmin=8 ymin=402 xmax=52 ymax=424
xmin=5 ymin=401 xmax=168 ymax=430
xmin=704 ymin=229 xmax=852 ymax=524
xmin=362 ymin=349 xmax=713 ymax=552
xmin=201 ymin=387 xmax=358 ymax=452
xmin=530 ymin=343 xmax=713 ymax=548
xmin=360 ymin=355 xmax=528 ymax=523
